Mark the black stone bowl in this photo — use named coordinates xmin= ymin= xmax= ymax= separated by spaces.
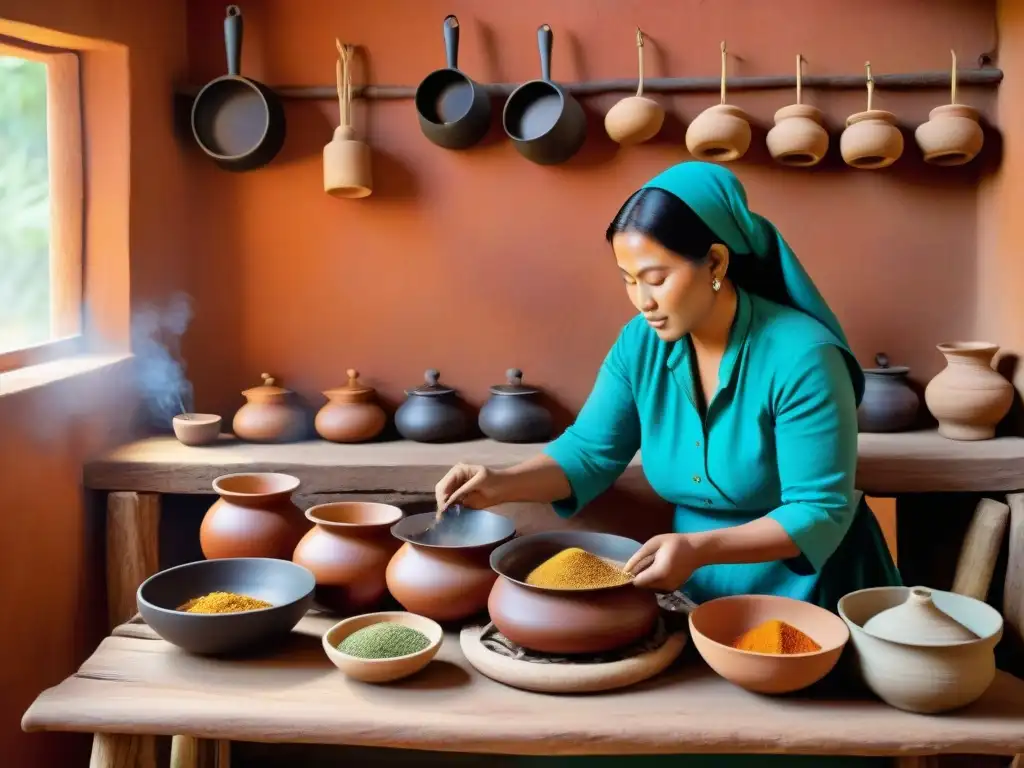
xmin=137 ymin=558 xmax=315 ymax=655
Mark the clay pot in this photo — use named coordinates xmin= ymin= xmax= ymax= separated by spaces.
xmin=840 ymin=110 xmax=904 ymax=169
xmin=314 ymin=369 xmax=387 ymax=443
xmin=915 ymin=105 xmax=984 ymax=167
xmin=385 ymin=509 xmax=515 ymax=622
xmin=292 ymin=502 xmax=403 ymax=614
xmin=605 ymin=96 xmax=664 ymax=146
xmin=323 ymin=126 xmax=372 ymax=198
xmin=924 ymin=342 xmax=1013 ymax=441
xmin=478 ymin=368 xmax=553 ymax=444
xmin=766 ymin=104 xmax=829 ymax=167
xmin=232 ymin=373 xmax=307 ymax=443
xmin=200 ymin=473 xmax=307 ymax=560
xmin=172 ymin=413 xmax=222 ymax=446
xmin=685 ymin=104 xmax=752 ymax=162
xmin=394 ymin=369 xmax=471 ymax=443
xmin=857 ymin=353 xmax=920 ymax=433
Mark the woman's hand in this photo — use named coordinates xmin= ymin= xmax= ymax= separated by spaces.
xmin=434 ymin=463 xmax=506 ymax=512
xmin=625 ymin=533 xmax=706 ymax=592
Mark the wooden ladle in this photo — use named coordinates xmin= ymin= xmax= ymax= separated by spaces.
xmin=604 ymin=28 xmax=665 ymax=145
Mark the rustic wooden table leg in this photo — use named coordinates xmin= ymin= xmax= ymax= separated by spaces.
xmin=170 ymin=736 xmax=226 ymax=768
xmin=106 ymin=492 xmax=161 ymax=629
xmin=89 ymin=733 xmax=156 ymax=768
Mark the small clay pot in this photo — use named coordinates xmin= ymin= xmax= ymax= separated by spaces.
xmin=200 ymin=473 xmax=308 ymax=560
xmin=323 ymin=126 xmax=372 ymax=198
xmin=685 ymin=104 xmax=752 ymax=162
xmin=315 ymin=369 xmax=387 ymax=443
xmin=857 ymin=353 xmax=920 ymax=433
xmin=394 ymin=369 xmax=471 ymax=443
xmin=478 ymin=368 xmax=553 ymax=444
xmin=604 ymin=95 xmax=665 ymax=146
xmin=766 ymin=104 xmax=829 ymax=167
xmin=924 ymin=342 xmax=1013 ymax=441
xmin=172 ymin=413 xmax=222 ymax=446
xmin=914 ymin=104 xmax=984 ymax=166
xmin=232 ymin=373 xmax=307 ymax=443
xmin=840 ymin=110 xmax=904 ymax=169
xmin=292 ymin=502 xmax=403 ymax=614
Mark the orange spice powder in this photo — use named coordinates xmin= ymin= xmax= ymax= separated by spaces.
xmin=731 ymin=619 xmax=821 ymax=654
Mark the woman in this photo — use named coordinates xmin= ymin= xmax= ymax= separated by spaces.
xmin=436 ymin=160 xmax=899 ymax=611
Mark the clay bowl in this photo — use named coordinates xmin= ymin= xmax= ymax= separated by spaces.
xmin=385 ymin=509 xmax=516 ymax=622
xmin=322 ymin=611 xmax=443 ymax=683
xmin=137 ymin=557 xmax=315 ymax=655
xmin=487 ymin=531 xmax=659 ymax=654
xmin=172 ymin=413 xmax=222 ymax=446
xmin=838 ymin=586 xmax=1003 ymax=713
xmin=689 ymin=594 xmax=849 ymax=694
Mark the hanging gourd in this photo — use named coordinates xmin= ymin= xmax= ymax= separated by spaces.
xmin=766 ymin=54 xmax=829 ymax=167
xmin=604 ymin=28 xmax=665 ymax=145
xmin=840 ymin=61 xmax=904 ymax=169
xmin=685 ymin=41 xmax=752 ymax=162
xmin=323 ymin=41 xmax=372 ymax=198
xmin=915 ymin=50 xmax=984 ymax=166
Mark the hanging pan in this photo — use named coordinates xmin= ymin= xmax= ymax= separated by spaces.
xmin=191 ymin=5 xmax=286 ymax=172
xmin=502 ymin=24 xmax=586 ymax=165
xmin=414 ymin=15 xmax=492 ymax=150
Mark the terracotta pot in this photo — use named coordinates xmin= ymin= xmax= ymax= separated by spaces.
xmin=857 ymin=353 xmax=920 ymax=433
xmin=766 ymin=104 xmax=829 ymax=167
xmin=685 ymin=104 xmax=752 ymax=162
xmin=840 ymin=110 xmax=904 ymax=169
xmin=394 ymin=369 xmax=471 ymax=443
xmin=915 ymin=104 xmax=984 ymax=167
xmin=924 ymin=342 xmax=1013 ymax=441
xmin=200 ymin=473 xmax=307 ymax=560
xmin=292 ymin=502 xmax=403 ymax=614
xmin=172 ymin=413 xmax=222 ymax=446
xmin=605 ymin=96 xmax=664 ymax=146
xmin=385 ymin=509 xmax=515 ymax=622
xmin=323 ymin=126 xmax=372 ymax=198
xmin=232 ymin=373 xmax=307 ymax=443
xmin=478 ymin=368 xmax=553 ymax=443
xmin=314 ymin=369 xmax=387 ymax=443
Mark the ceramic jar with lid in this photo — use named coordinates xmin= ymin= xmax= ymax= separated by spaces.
xmin=315 ymin=369 xmax=387 ymax=443
xmin=232 ymin=373 xmax=307 ymax=443
xmin=857 ymin=353 xmax=920 ymax=433
xmin=478 ymin=368 xmax=553 ymax=443
xmin=394 ymin=369 xmax=471 ymax=443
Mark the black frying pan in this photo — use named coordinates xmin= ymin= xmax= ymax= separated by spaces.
xmin=191 ymin=5 xmax=286 ymax=172
xmin=502 ymin=24 xmax=586 ymax=165
xmin=414 ymin=15 xmax=492 ymax=150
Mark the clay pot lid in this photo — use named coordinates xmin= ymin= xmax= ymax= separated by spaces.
xmin=845 ymin=109 xmax=897 ymax=127
xmin=324 ymin=369 xmax=375 ymax=400
xmin=862 ymin=352 xmax=909 ymax=376
xmin=489 ymin=368 xmax=540 ymax=396
xmin=862 ymin=586 xmax=979 ymax=646
xmin=241 ymin=373 xmax=292 ymax=400
xmin=405 ymin=369 xmax=456 ymax=397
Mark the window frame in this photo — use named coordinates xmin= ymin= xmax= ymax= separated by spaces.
xmin=0 ymin=36 xmax=84 ymax=374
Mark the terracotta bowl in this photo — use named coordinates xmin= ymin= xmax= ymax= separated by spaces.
xmin=322 ymin=611 xmax=443 ymax=683
xmin=137 ymin=557 xmax=315 ymax=656
xmin=172 ymin=413 xmax=222 ymax=446
xmin=487 ymin=531 xmax=659 ymax=654
xmin=689 ymin=594 xmax=849 ymax=694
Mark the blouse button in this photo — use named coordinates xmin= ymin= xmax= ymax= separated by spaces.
xmin=695 ymin=440 xmax=701 ymax=447
xmin=692 ymin=475 xmax=702 ymax=484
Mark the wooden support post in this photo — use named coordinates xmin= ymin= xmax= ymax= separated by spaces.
xmin=951 ymin=497 xmax=1011 ymax=600
xmin=892 ymin=757 xmax=941 ymax=768
xmin=1004 ymin=493 xmax=1024 ymax=649
xmin=89 ymin=734 xmax=156 ymax=768
xmin=106 ymin=492 xmax=161 ymax=629
xmin=170 ymin=736 xmax=226 ymax=768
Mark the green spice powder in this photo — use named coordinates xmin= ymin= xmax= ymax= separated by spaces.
xmin=338 ymin=622 xmax=431 ymax=659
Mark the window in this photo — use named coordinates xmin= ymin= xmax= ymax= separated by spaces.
xmin=0 ymin=38 xmax=83 ymax=373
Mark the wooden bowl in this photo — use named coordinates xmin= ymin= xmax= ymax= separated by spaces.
xmin=172 ymin=413 xmax=222 ymax=446
xmin=689 ymin=594 xmax=849 ymax=694
xmin=137 ymin=558 xmax=315 ymax=655
xmin=322 ymin=611 xmax=443 ymax=683
xmin=487 ymin=531 xmax=659 ymax=654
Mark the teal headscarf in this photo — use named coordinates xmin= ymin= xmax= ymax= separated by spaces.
xmin=641 ymin=161 xmax=864 ymax=403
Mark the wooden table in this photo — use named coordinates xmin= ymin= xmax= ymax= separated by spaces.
xmin=21 ymin=612 xmax=1024 ymax=767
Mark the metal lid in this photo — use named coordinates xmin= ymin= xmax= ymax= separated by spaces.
xmin=241 ymin=372 xmax=292 ymax=398
xmin=323 ymin=368 xmax=375 ymax=401
xmin=863 ymin=353 xmax=909 ymax=376
xmin=405 ymin=368 xmax=456 ymax=397
xmin=489 ymin=368 xmax=539 ymax=396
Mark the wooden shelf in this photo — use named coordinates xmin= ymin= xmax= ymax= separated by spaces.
xmin=83 ymin=430 xmax=1024 ymax=496
xmin=21 ymin=613 xmax=1024 ymax=757
xmin=174 ymin=67 xmax=1003 ymax=101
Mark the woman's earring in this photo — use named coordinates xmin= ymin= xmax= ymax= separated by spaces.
xmin=711 ymin=277 xmax=722 ymax=292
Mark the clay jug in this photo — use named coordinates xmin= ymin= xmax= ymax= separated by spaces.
xmin=857 ymin=353 xmax=920 ymax=433
xmin=924 ymin=342 xmax=1013 ymax=441
xmin=915 ymin=104 xmax=984 ymax=166
xmin=315 ymin=369 xmax=387 ymax=443
xmin=232 ymin=373 xmax=307 ymax=443
xmin=766 ymin=104 xmax=829 ymax=167
xmin=200 ymin=473 xmax=307 ymax=560
xmin=292 ymin=502 xmax=403 ymax=614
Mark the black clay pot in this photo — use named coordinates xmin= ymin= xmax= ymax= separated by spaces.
xmin=857 ymin=353 xmax=920 ymax=433
xmin=478 ymin=368 xmax=553 ymax=443
xmin=394 ymin=369 xmax=471 ymax=443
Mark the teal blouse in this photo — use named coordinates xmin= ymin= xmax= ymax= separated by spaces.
xmin=544 ymin=286 xmax=900 ymax=609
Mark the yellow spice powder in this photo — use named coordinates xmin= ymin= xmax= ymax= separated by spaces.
xmin=177 ymin=591 xmax=272 ymax=614
xmin=525 ymin=547 xmax=631 ymax=590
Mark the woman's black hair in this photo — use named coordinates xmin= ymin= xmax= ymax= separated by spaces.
xmin=605 ymin=186 xmax=789 ymax=306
